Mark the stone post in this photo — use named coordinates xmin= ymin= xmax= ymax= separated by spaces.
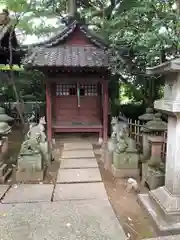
xmin=140 ymin=113 xmax=166 ymax=185
xmin=138 ymin=107 xmax=155 ymax=166
xmin=146 ymin=136 xmax=165 ymax=190
xmin=104 ymin=116 xmax=128 ymax=170
xmin=138 ymin=58 xmax=180 ymax=234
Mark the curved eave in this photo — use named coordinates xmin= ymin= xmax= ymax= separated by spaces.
xmin=146 ymin=58 xmax=180 ymax=75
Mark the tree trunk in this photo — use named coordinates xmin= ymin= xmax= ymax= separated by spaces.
xmin=8 ymin=21 xmax=25 ymax=127
xmin=67 ymin=0 xmax=76 ymax=17
xmin=177 ymin=0 xmax=180 ymax=15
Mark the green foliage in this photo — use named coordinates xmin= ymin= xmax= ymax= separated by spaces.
xmin=79 ymin=0 xmax=178 ymax=105
xmin=120 ymin=103 xmax=147 ymax=120
xmin=0 ymin=0 xmax=179 ymax=107
xmin=0 ymin=69 xmax=45 ymax=101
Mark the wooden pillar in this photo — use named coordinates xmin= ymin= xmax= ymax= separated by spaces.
xmin=102 ymin=80 xmax=108 ymax=142
xmin=46 ymin=82 xmax=52 ymax=144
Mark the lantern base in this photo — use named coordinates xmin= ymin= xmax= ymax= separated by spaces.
xmin=138 ymin=187 xmax=180 ymax=235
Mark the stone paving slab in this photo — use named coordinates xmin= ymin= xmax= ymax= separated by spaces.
xmin=62 ymin=150 xmax=95 ymax=159
xmin=0 ymin=200 xmax=127 ymax=240
xmin=0 ymin=185 xmax=9 ymax=200
xmin=60 ymin=158 xmax=98 ymax=169
xmin=53 ymin=183 xmax=107 ymax=201
xmin=63 ymin=142 xmax=93 ymax=151
xmin=57 ymin=168 xmax=102 ymax=183
xmin=2 ymin=184 xmax=54 ymax=203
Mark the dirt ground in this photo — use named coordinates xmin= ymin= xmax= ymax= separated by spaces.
xmin=6 ymin=131 xmax=157 ymax=239
xmin=99 ymin=162 xmax=157 ymax=240
xmin=93 ymin=146 xmax=157 ymax=240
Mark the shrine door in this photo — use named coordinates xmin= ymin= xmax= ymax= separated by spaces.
xmin=55 ymin=82 xmax=101 ymax=125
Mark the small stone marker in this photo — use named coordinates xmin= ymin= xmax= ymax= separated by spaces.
xmin=57 ymin=168 xmax=102 ymax=183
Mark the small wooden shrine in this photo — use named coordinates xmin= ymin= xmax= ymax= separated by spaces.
xmin=23 ymin=19 xmax=110 ymax=144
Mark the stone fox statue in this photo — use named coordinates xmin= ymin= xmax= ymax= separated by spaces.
xmin=26 ymin=116 xmax=49 ymax=165
xmin=27 ymin=116 xmax=46 ymax=142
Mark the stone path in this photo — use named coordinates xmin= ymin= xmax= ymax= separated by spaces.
xmin=0 ymin=142 xmax=127 ymax=240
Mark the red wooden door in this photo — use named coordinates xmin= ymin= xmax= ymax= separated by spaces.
xmin=78 ymin=83 xmax=101 ymax=124
xmin=55 ymin=82 xmax=101 ymax=125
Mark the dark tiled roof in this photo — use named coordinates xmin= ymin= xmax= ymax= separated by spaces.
xmin=24 ymin=45 xmax=109 ymax=68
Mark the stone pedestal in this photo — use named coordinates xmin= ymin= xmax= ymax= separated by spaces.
xmin=139 ymin=58 xmax=180 ymax=234
xmin=16 ymin=137 xmax=44 ymax=183
xmin=15 ymin=169 xmax=44 ymax=182
xmin=112 ymin=140 xmax=139 ymax=178
xmin=16 ymin=149 xmax=45 ymax=182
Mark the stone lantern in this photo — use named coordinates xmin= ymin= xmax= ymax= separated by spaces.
xmin=0 ymin=122 xmax=12 ymax=183
xmin=0 ymin=107 xmax=13 ymax=157
xmin=139 ymin=58 xmax=180 ymax=234
xmin=140 ymin=113 xmax=167 ymax=185
xmin=138 ymin=107 xmax=155 ymax=123
xmin=139 ymin=107 xmax=155 ymax=166
xmin=0 ymin=107 xmax=13 ymax=122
